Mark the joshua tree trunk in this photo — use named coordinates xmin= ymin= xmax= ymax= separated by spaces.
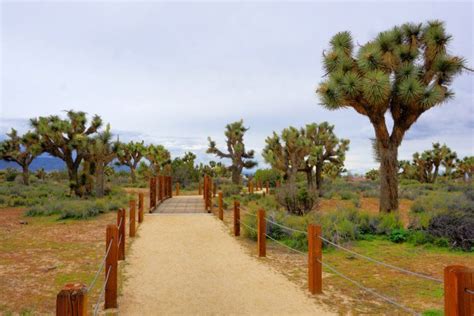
xmin=66 ymin=161 xmax=81 ymax=196
xmin=21 ymin=165 xmax=30 ymax=185
xmin=315 ymin=164 xmax=323 ymax=196
xmin=378 ymin=142 xmax=399 ymax=213
xmin=130 ymin=166 xmax=137 ymax=183
xmin=231 ymin=167 xmax=241 ymax=184
xmin=95 ymin=163 xmax=105 ymax=197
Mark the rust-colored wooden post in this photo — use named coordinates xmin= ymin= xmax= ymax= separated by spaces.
xmin=198 ymin=181 xmax=202 ymax=196
xmin=266 ymin=181 xmax=269 ymax=194
xmin=117 ymin=208 xmax=125 ymax=260
xmin=445 ymin=265 xmax=473 ymax=316
xmin=250 ymin=181 xmax=254 ymax=194
xmin=56 ymin=283 xmax=88 ymax=316
xmin=105 ymin=224 xmax=118 ymax=309
xmin=233 ymin=200 xmax=240 ymax=236
xmin=175 ymin=183 xmax=180 ymax=196
xmin=138 ymin=193 xmax=144 ymax=222
xmin=308 ymin=224 xmax=322 ymax=294
xmin=129 ymin=200 xmax=136 ymax=237
xmin=149 ymin=177 xmax=155 ymax=209
xmin=257 ymin=209 xmax=266 ymax=257
xmin=208 ymin=178 xmax=213 ymax=213
xmin=218 ymin=191 xmax=223 ymax=220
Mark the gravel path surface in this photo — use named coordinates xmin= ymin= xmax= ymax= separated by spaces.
xmin=119 ymin=210 xmax=334 ymax=315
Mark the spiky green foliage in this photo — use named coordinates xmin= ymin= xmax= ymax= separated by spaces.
xmin=207 ymin=120 xmax=257 ymax=184
xmin=0 ymin=129 xmax=42 ymax=185
xmin=30 ymin=111 xmax=102 ymax=195
xmin=455 ymin=156 xmax=474 ymax=182
xmin=411 ymin=143 xmax=458 ymax=183
xmin=263 ymin=122 xmax=349 ymax=192
xmin=116 ymin=140 xmax=146 ymax=183
xmin=145 ymin=144 xmax=171 ymax=175
xmin=317 ymin=21 xmax=467 ymax=212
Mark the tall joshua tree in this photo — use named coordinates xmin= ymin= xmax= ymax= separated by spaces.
xmin=87 ymin=124 xmax=118 ymax=197
xmin=0 ymin=129 xmax=42 ymax=185
xmin=116 ymin=140 xmax=146 ymax=183
xmin=207 ymin=120 xmax=257 ymax=184
xmin=317 ymin=21 xmax=467 ymax=212
xmin=31 ymin=110 xmax=102 ymax=196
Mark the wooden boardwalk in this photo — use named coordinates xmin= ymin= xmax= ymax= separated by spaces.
xmin=153 ymin=195 xmax=206 ymax=214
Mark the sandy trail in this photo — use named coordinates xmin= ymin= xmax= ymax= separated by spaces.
xmin=119 ymin=200 xmax=334 ymax=315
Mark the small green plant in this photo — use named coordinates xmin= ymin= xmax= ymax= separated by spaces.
xmin=389 ymin=228 xmax=408 ymax=243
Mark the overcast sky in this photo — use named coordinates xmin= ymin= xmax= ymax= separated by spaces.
xmin=1 ymin=1 xmax=473 ymax=173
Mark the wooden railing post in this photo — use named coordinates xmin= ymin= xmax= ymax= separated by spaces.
xmin=149 ymin=177 xmax=155 ymax=210
xmin=208 ymin=178 xmax=213 ymax=213
xmin=250 ymin=180 xmax=254 ymax=194
xmin=218 ymin=191 xmax=223 ymax=220
xmin=117 ymin=208 xmax=125 ymax=260
xmin=56 ymin=283 xmax=88 ymax=316
xmin=138 ymin=193 xmax=144 ymax=222
xmin=234 ymin=200 xmax=240 ymax=237
xmin=176 ymin=183 xmax=180 ymax=196
xmin=129 ymin=200 xmax=136 ymax=237
xmin=308 ymin=224 xmax=322 ymax=294
xmin=445 ymin=265 xmax=473 ymax=316
xmin=257 ymin=209 xmax=266 ymax=257
xmin=266 ymin=181 xmax=269 ymax=194
xmin=105 ymin=224 xmax=118 ymax=309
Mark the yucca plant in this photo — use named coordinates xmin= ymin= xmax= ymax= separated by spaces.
xmin=116 ymin=140 xmax=146 ymax=183
xmin=207 ymin=120 xmax=257 ymax=184
xmin=317 ymin=21 xmax=468 ymax=212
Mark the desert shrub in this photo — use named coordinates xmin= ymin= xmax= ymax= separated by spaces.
xmin=221 ymin=184 xmax=242 ymax=197
xmin=275 ymin=183 xmax=318 ymax=215
xmin=242 ymin=211 xmax=258 ymax=240
xmin=5 ymin=168 xmax=18 ymax=182
xmin=340 ymin=191 xmax=357 ymax=200
xmin=253 ymin=168 xmax=282 ymax=187
xmin=428 ymin=213 xmax=473 ymax=251
xmin=389 ymin=228 xmax=408 ymax=243
xmin=376 ymin=213 xmax=403 ymax=235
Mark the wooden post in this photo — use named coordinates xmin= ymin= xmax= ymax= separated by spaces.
xmin=176 ymin=183 xmax=180 ymax=196
xmin=308 ymin=224 xmax=322 ymax=294
xmin=105 ymin=224 xmax=118 ymax=309
xmin=257 ymin=209 xmax=266 ymax=257
xmin=129 ymin=200 xmax=136 ymax=237
xmin=198 ymin=181 xmax=202 ymax=195
xmin=117 ymin=208 xmax=125 ymax=260
xmin=56 ymin=283 xmax=88 ymax=316
xmin=234 ymin=200 xmax=240 ymax=237
xmin=169 ymin=177 xmax=173 ymax=198
xmin=149 ymin=177 xmax=155 ymax=209
xmin=218 ymin=191 xmax=223 ymax=220
xmin=138 ymin=193 xmax=144 ymax=222
xmin=445 ymin=265 xmax=473 ymax=316
xmin=266 ymin=181 xmax=269 ymax=194
xmin=208 ymin=178 xmax=212 ymax=213
xmin=250 ymin=181 xmax=254 ymax=194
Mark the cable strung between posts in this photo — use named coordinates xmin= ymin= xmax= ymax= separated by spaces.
xmin=117 ymin=217 xmax=123 ymax=230
xmin=239 ymin=220 xmax=257 ymax=232
xmin=317 ymin=259 xmax=419 ymax=315
xmin=88 ymin=239 xmax=114 ymax=292
xmin=118 ymin=234 xmax=123 ymax=248
xmin=93 ymin=266 xmax=112 ymax=316
xmin=265 ymin=218 xmax=307 ymax=235
xmin=466 ymin=288 xmax=474 ymax=295
xmin=319 ymin=236 xmax=443 ymax=283
xmin=264 ymin=233 xmax=306 ymax=255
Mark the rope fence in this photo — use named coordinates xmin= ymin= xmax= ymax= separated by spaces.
xmin=224 ymin=200 xmax=473 ymax=316
xmin=56 ymin=185 xmax=155 ymax=316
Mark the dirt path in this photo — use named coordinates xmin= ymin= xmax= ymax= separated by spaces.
xmin=119 ymin=199 xmax=334 ymax=315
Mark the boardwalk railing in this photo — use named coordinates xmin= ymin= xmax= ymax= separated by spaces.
xmin=149 ymin=175 xmax=172 ymax=211
xmin=217 ymin=200 xmax=473 ymax=316
xmin=56 ymin=192 xmax=148 ymax=316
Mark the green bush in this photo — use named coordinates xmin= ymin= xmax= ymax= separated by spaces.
xmin=376 ymin=213 xmax=403 ymax=235
xmin=5 ymin=168 xmax=18 ymax=182
xmin=221 ymin=184 xmax=242 ymax=197
xmin=275 ymin=183 xmax=318 ymax=215
xmin=389 ymin=228 xmax=408 ymax=243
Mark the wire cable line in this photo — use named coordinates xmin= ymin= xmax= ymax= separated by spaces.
xmin=265 ymin=218 xmax=307 ymax=235
xmin=264 ymin=233 xmax=306 ymax=255
xmin=466 ymin=288 xmax=474 ymax=295
xmin=88 ymin=239 xmax=114 ymax=292
xmin=318 ymin=259 xmax=419 ymax=315
xmin=319 ymin=236 xmax=443 ymax=283
xmin=239 ymin=220 xmax=257 ymax=232
xmin=93 ymin=266 xmax=112 ymax=316
xmin=117 ymin=217 xmax=123 ymax=230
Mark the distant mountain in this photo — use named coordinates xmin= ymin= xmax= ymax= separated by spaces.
xmin=0 ymin=155 xmax=66 ymax=171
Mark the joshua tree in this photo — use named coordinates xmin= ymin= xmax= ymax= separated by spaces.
xmin=441 ymin=145 xmax=457 ymax=178
xmin=116 ymin=140 xmax=146 ymax=183
xmin=145 ymin=144 xmax=170 ymax=175
xmin=303 ymin=122 xmax=349 ymax=191
xmin=263 ymin=127 xmax=309 ymax=184
xmin=317 ymin=21 xmax=467 ymax=212
xmin=87 ymin=124 xmax=118 ymax=197
xmin=0 ymin=129 xmax=42 ymax=185
xmin=207 ymin=120 xmax=257 ymax=184
xmin=455 ymin=156 xmax=474 ymax=182
xmin=412 ymin=143 xmax=457 ymax=183
xmin=31 ymin=111 xmax=102 ymax=196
